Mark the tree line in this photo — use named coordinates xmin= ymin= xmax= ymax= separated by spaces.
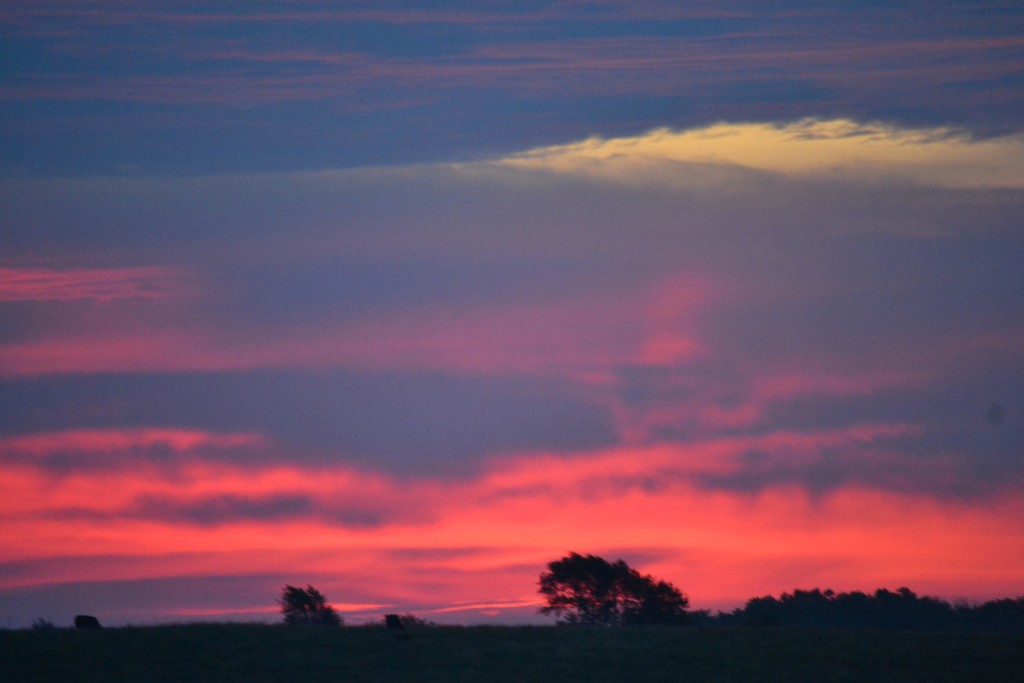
xmin=708 ymin=587 xmax=1024 ymax=632
xmin=280 ymin=552 xmax=1024 ymax=632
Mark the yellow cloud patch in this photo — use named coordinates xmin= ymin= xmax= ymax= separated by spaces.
xmin=494 ymin=119 xmax=1024 ymax=189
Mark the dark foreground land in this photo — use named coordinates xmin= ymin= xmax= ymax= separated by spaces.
xmin=2 ymin=623 xmax=1022 ymax=683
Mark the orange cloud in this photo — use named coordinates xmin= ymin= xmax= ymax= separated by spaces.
xmin=494 ymin=119 xmax=1024 ymax=190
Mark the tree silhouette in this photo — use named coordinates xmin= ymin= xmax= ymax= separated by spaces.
xmin=725 ymin=587 xmax=986 ymax=630
xmin=278 ymin=585 xmax=342 ymax=626
xmin=538 ymin=552 xmax=689 ymax=625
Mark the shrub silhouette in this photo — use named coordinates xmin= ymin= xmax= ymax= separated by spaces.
xmin=31 ymin=618 xmax=56 ymax=631
xmin=539 ymin=552 xmax=689 ymax=625
xmin=278 ymin=585 xmax=342 ymax=626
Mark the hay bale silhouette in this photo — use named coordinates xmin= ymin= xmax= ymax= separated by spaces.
xmin=74 ymin=614 xmax=102 ymax=629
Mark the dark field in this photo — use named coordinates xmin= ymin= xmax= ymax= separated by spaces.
xmin=2 ymin=623 xmax=1022 ymax=683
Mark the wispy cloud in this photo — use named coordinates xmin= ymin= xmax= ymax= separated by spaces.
xmin=0 ymin=266 xmax=185 ymax=302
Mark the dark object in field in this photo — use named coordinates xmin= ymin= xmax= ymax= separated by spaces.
xmin=384 ymin=614 xmax=411 ymax=640
xmin=74 ymin=615 xmax=102 ymax=629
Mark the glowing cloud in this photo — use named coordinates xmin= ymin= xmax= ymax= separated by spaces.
xmin=494 ymin=119 xmax=1024 ymax=189
xmin=2 ymin=434 xmax=1022 ymax=622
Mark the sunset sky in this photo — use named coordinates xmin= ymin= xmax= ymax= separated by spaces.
xmin=2 ymin=1 xmax=1023 ymax=628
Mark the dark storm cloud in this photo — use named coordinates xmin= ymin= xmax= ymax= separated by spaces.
xmin=0 ymin=370 xmax=618 ymax=474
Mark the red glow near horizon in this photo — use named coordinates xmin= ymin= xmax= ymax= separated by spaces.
xmin=1 ymin=259 xmax=1022 ymax=624
xmin=2 ymin=425 xmax=1022 ymax=623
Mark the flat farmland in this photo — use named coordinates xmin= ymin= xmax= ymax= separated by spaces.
xmin=2 ymin=623 xmax=1022 ymax=682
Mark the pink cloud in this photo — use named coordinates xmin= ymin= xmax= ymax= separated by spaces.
xmin=0 ymin=266 xmax=185 ymax=302
xmin=0 ymin=273 xmax=720 ymax=377
xmin=0 ymin=330 xmax=208 ymax=376
xmin=4 ymin=420 xmax=1019 ymax=619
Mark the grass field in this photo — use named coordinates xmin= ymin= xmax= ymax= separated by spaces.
xmin=2 ymin=623 xmax=1022 ymax=682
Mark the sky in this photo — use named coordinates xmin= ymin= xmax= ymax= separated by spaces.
xmin=1 ymin=1 xmax=1023 ymax=628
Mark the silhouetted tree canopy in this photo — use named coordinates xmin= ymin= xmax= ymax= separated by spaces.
xmin=538 ymin=552 xmax=689 ymax=625
xmin=714 ymin=587 xmax=1024 ymax=632
xmin=278 ymin=585 xmax=342 ymax=626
